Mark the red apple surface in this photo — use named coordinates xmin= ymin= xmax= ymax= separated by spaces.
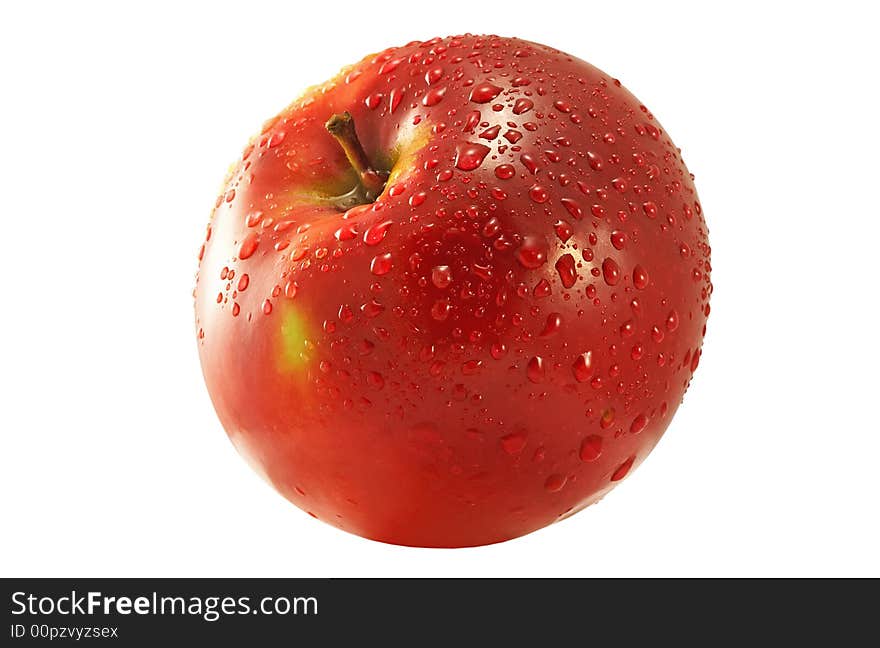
xmin=194 ymin=34 xmax=712 ymax=547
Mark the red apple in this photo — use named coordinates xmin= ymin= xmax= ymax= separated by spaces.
xmin=195 ymin=34 xmax=712 ymax=547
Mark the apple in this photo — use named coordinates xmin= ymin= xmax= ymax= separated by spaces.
xmin=195 ymin=34 xmax=712 ymax=547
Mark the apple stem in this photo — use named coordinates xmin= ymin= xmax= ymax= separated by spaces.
xmin=325 ymin=112 xmax=388 ymax=201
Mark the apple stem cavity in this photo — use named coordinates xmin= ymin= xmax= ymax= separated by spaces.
xmin=326 ymin=112 xmax=388 ymax=203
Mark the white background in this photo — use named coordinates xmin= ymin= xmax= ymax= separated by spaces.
xmin=2 ymin=1 xmax=878 ymax=577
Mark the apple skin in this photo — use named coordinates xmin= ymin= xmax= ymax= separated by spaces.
xmin=195 ymin=35 xmax=711 ymax=547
